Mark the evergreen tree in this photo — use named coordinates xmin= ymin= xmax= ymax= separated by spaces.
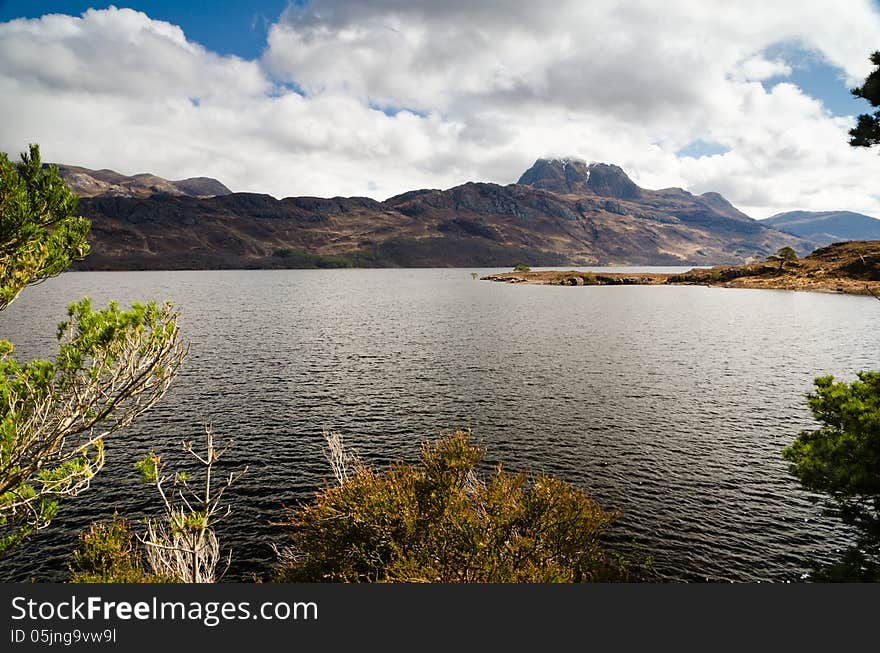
xmin=849 ymin=51 xmax=880 ymax=148
xmin=0 ymin=144 xmax=186 ymax=554
xmin=784 ymin=373 xmax=880 ymax=580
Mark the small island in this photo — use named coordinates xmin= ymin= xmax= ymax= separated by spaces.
xmin=482 ymin=240 xmax=880 ymax=296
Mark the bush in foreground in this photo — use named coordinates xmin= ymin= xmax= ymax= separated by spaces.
xmin=276 ymin=431 xmax=635 ymax=582
xmin=68 ymin=514 xmax=174 ymax=583
xmin=67 ymin=425 xmax=246 ymax=584
xmin=783 ymin=372 xmax=880 ymax=580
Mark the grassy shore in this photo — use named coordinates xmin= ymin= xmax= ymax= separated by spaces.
xmin=482 ymin=240 xmax=880 ymax=297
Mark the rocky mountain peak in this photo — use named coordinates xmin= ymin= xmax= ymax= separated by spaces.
xmin=582 ymin=162 xmax=642 ymax=200
xmin=52 ymin=164 xmax=232 ymax=199
xmin=517 ymin=158 xmax=641 ymax=200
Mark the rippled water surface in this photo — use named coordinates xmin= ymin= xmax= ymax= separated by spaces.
xmin=1 ymin=268 xmax=877 ymax=582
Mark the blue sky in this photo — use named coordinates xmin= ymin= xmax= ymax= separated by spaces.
xmin=0 ymin=1 xmax=291 ymax=59
xmin=762 ymin=43 xmax=868 ymax=117
xmin=2 ymin=1 xmax=880 ymax=217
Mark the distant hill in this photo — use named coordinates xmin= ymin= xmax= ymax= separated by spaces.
xmin=63 ymin=157 xmax=812 ymax=270
xmin=52 ymin=164 xmax=232 ymax=199
xmin=762 ymin=210 xmax=880 ymax=246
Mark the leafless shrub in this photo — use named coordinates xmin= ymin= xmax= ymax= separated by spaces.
xmin=137 ymin=424 xmax=247 ymax=583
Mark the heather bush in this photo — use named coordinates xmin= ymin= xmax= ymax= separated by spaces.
xmin=68 ymin=514 xmax=174 ymax=583
xmin=276 ymin=431 xmax=634 ymax=582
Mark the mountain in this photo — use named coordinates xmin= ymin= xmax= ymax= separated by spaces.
xmin=54 ymin=164 xmax=232 ymax=199
xmin=762 ymin=210 xmax=880 ymax=246
xmin=517 ymin=158 xmax=643 ymax=199
xmin=68 ymin=158 xmax=812 ymax=270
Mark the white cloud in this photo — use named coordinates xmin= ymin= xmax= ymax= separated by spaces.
xmin=732 ymin=56 xmax=792 ymax=82
xmin=2 ymin=2 xmax=880 ymax=217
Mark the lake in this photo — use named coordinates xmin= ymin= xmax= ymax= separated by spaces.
xmin=0 ymin=268 xmax=877 ymax=582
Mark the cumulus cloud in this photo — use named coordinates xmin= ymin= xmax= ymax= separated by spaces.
xmin=2 ymin=2 xmax=880 ymax=216
xmin=0 ymin=7 xmax=465 ymax=199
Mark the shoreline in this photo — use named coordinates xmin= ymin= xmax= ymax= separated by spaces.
xmin=481 ymin=269 xmax=880 ymax=296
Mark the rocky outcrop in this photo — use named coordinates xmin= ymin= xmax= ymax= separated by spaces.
xmin=483 ymin=240 xmax=880 ymax=296
xmin=517 ymin=158 xmax=642 ymax=199
xmin=669 ymin=240 xmax=880 ymax=294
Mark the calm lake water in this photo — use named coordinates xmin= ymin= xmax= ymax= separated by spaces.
xmin=0 ymin=268 xmax=877 ymax=582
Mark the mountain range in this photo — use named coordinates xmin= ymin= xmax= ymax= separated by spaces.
xmin=56 ymin=164 xmax=232 ymax=199
xmin=761 ymin=210 xmax=880 ymax=246
xmin=59 ymin=158 xmax=815 ymax=270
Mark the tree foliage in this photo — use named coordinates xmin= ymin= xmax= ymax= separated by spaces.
xmin=0 ymin=144 xmax=186 ymax=554
xmin=776 ymin=246 xmax=798 ymax=262
xmin=784 ymin=373 xmax=880 ymax=499
xmin=276 ymin=431 xmax=636 ymax=583
xmin=767 ymin=246 xmax=798 ymax=271
xmin=849 ymin=51 xmax=880 ymax=148
xmin=783 ymin=372 xmax=880 ymax=580
xmin=0 ymin=145 xmax=89 ymax=310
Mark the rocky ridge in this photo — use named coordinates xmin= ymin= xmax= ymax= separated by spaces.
xmin=55 ymin=164 xmax=232 ymax=199
xmin=60 ymin=158 xmax=815 ymax=270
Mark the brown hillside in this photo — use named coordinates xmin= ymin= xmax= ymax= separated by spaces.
xmin=61 ymin=158 xmax=814 ymax=270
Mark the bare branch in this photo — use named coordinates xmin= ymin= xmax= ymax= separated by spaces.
xmin=1 ymin=304 xmax=187 ymax=549
xmin=323 ymin=430 xmax=361 ymax=485
xmin=138 ymin=426 xmax=246 ymax=583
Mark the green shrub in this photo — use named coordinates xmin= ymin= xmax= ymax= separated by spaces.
xmin=513 ymin=263 xmax=531 ymax=272
xmin=68 ymin=514 xmax=175 ymax=583
xmin=783 ymin=372 xmax=880 ymax=503
xmin=783 ymin=372 xmax=880 ymax=580
xmin=276 ymin=431 xmax=634 ymax=582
